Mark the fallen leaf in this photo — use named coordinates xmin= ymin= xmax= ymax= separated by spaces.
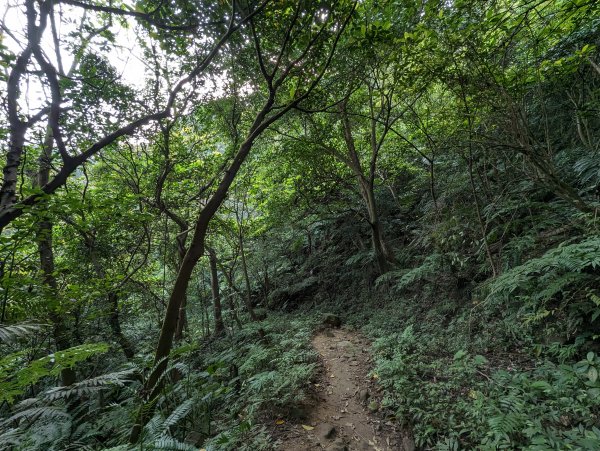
xmin=275 ymin=419 xmax=285 ymax=425
xmin=302 ymin=424 xmax=315 ymax=431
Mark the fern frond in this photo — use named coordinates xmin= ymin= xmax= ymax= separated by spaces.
xmin=149 ymin=436 xmax=197 ymax=450
xmin=375 ymin=254 xmax=442 ymax=291
xmin=162 ymin=399 xmax=194 ymax=433
xmin=0 ymin=427 xmax=22 ymax=448
xmin=344 ymin=250 xmax=374 ymax=266
xmin=1 ymin=406 xmax=70 ymax=427
xmin=485 ymin=236 xmax=600 ymax=303
xmin=0 ymin=323 xmax=46 ymax=343
xmin=42 ymin=369 xmax=136 ymax=401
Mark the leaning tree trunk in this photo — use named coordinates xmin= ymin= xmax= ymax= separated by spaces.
xmin=128 ymin=132 xmax=260 ymax=444
xmin=339 ymin=104 xmax=394 ymax=275
xmin=128 ymin=5 xmax=352 ymax=438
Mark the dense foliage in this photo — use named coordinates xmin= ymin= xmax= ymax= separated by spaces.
xmin=1 ymin=0 xmax=600 ymax=449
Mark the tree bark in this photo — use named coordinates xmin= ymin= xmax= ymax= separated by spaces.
xmin=129 ymin=133 xmax=258 ymax=444
xmin=107 ymin=292 xmax=136 ymax=359
xmin=35 ymin=129 xmax=76 ymax=387
xmin=361 ymin=178 xmax=393 ymax=274
xmin=173 ymin=235 xmax=189 ymax=341
xmin=338 ymin=103 xmax=393 ymax=274
xmin=1 ymin=0 xmax=44 ymax=210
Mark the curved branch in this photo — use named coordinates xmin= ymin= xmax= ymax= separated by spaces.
xmin=0 ymin=0 xmax=271 ymax=233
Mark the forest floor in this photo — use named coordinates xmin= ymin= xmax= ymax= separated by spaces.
xmin=269 ymin=328 xmax=411 ymax=451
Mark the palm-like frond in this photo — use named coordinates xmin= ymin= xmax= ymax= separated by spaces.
xmin=42 ymin=369 xmax=137 ymax=401
xmin=0 ymin=323 xmax=46 ymax=343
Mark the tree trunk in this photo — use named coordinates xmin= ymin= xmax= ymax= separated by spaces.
xmin=467 ymin=154 xmax=498 ymax=277
xmin=129 ymin=245 xmax=202 ymax=443
xmin=173 ymin=233 xmax=189 ymax=341
xmin=226 ymin=293 xmax=243 ymax=330
xmin=361 ymin=178 xmax=393 ymax=274
xmin=174 ymin=294 xmax=188 ymax=341
xmin=172 ymin=201 xmax=190 ymax=340
xmin=218 ymin=261 xmax=246 ymax=329
xmin=35 ymin=130 xmax=76 ymax=387
xmin=208 ymin=247 xmax=225 ymax=335
xmin=129 ymin=133 xmax=259 ymax=444
xmin=107 ymin=292 xmax=135 ymax=359
xmin=82 ymin=231 xmax=136 ymax=360
xmin=338 ymin=104 xmax=393 ymax=275
xmin=238 ymin=229 xmax=258 ymax=321
xmin=39 ymin=222 xmax=71 ymax=366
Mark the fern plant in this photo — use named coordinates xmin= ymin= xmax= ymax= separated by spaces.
xmin=483 ymin=236 xmax=600 ymax=339
xmin=0 ymin=323 xmax=45 ymax=343
xmin=375 ymin=253 xmax=443 ymax=292
xmin=0 ymin=342 xmax=110 ymax=404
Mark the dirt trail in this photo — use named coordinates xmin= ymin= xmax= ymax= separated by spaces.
xmin=273 ymin=328 xmax=408 ymax=451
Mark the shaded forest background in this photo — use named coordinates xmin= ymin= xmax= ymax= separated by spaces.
xmin=1 ymin=0 xmax=600 ymax=449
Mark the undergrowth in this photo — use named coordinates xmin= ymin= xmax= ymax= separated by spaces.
xmin=344 ymin=237 xmax=600 ymax=450
xmin=0 ymin=313 xmax=319 ymax=450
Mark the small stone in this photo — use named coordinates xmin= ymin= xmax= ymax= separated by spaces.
xmin=358 ymin=389 xmax=370 ymax=403
xmin=322 ymin=313 xmax=342 ymax=328
xmin=317 ymin=423 xmax=336 ymax=441
xmin=289 ymin=406 xmax=309 ymax=420
xmin=328 ymin=438 xmax=348 ymax=451
xmin=184 ymin=431 xmax=204 ymax=446
xmin=402 ymin=436 xmax=416 ymax=451
xmin=336 ymin=340 xmax=353 ymax=349
xmin=350 ymin=360 xmax=359 ymax=366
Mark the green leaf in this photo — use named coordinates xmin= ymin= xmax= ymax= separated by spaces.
xmin=530 ymin=381 xmax=552 ymax=392
xmin=588 ymin=367 xmax=598 ymax=383
xmin=473 ymin=355 xmax=488 ymax=366
xmin=454 ymin=350 xmax=467 ymax=360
